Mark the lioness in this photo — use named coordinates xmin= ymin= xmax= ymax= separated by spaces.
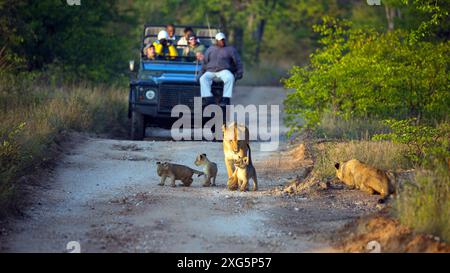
xmin=334 ymin=159 xmax=393 ymax=198
xmin=222 ymin=122 xmax=249 ymax=190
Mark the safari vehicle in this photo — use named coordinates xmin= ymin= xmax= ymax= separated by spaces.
xmin=128 ymin=24 xmax=226 ymax=140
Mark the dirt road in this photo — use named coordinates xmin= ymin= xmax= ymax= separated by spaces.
xmin=0 ymin=87 xmax=380 ymax=253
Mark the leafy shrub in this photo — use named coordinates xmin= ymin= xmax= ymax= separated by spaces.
xmin=283 ymin=17 xmax=449 ymax=135
xmin=373 ymin=119 xmax=450 ymax=167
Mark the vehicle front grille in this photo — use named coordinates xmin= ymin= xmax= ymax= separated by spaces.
xmin=158 ymin=85 xmax=200 ymax=112
xmin=158 ymin=83 xmax=225 ymax=113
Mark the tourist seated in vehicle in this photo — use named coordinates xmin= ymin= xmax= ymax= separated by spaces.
xmin=166 ymin=23 xmax=177 ymax=41
xmin=177 ymin=27 xmax=194 ymax=47
xmin=153 ymin=30 xmax=178 ymax=59
xmin=143 ymin=44 xmax=157 ymax=60
xmin=182 ymin=34 xmax=205 ymax=58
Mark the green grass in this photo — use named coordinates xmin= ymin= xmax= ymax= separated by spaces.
xmin=395 ymin=164 xmax=450 ymax=242
xmin=313 ymin=113 xmax=390 ymax=140
xmin=312 ymin=140 xmax=412 ymax=181
xmin=311 ymin=126 xmax=450 ymax=242
xmin=0 ymin=73 xmax=128 ymax=216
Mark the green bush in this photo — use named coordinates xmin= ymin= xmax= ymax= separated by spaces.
xmin=283 ymin=17 xmax=449 ymax=135
xmin=373 ymin=119 xmax=450 ymax=167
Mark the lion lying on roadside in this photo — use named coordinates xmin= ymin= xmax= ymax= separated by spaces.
xmin=334 ymin=159 xmax=393 ymax=198
xmin=222 ymin=122 xmax=249 ymax=190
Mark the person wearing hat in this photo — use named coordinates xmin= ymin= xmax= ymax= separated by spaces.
xmin=182 ymin=33 xmax=206 ymax=57
xmin=199 ymin=32 xmax=243 ymax=106
xmin=143 ymin=44 xmax=157 ymax=60
xmin=153 ymin=30 xmax=178 ymax=58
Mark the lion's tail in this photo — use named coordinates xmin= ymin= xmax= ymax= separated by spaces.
xmin=247 ymin=143 xmax=252 ymax=165
xmin=193 ymin=169 xmax=205 ymax=177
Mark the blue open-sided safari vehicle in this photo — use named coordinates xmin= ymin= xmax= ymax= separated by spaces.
xmin=128 ymin=25 xmax=225 ymax=140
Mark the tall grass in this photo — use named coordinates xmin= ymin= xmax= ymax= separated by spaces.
xmin=313 ymin=113 xmax=390 ymax=140
xmin=395 ymin=164 xmax=450 ymax=242
xmin=311 ymin=123 xmax=450 ymax=242
xmin=313 ymin=140 xmax=412 ymax=181
xmin=0 ymin=72 xmax=128 ymax=215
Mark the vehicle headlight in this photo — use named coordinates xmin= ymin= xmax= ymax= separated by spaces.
xmin=145 ymin=90 xmax=156 ymax=100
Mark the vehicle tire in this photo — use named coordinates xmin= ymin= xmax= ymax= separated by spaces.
xmin=131 ymin=111 xmax=145 ymax=140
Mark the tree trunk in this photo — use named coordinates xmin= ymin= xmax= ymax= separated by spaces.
xmin=385 ymin=5 xmax=396 ymax=31
xmin=253 ymin=18 xmax=266 ymax=64
xmin=233 ymin=26 xmax=244 ymax=56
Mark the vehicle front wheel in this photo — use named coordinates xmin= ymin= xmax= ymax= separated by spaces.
xmin=130 ymin=111 xmax=145 ymax=140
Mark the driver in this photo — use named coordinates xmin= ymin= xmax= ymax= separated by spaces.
xmin=199 ymin=32 xmax=243 ymax=106
xmin=153 ymin=30 xmax=178 ymax=58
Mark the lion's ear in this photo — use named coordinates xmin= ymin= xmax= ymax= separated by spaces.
xmin=222 ymin=124 xmax=226 ymax=132
xmin=334 ymin=162 xmax=340 ymax=170
xmin=201 ymin=153 xmax=206 ymax=157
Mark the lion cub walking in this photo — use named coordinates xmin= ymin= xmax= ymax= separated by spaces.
xmin=156 ymin=162 xmax=204 ymax=187
xmin=233 ymin=144 xmax=258 ymax=191
xmin=194 ymin=153 xmax=218 ymax=187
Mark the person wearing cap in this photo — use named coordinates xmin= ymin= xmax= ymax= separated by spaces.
xmin=153 ymin=30 xmax=178 ymax=58
xmin=143 ymin=44 xmax=157 ymax=60
xmin=182 ymin=34 xmax=206 ymax=57
xmin=199 ymin=32 xmax=243 ymax=106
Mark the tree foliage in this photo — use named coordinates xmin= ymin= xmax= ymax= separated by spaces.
xmin=0 ymin=0 xmax=135 ymax=81
xmin=373 ymin=119 xmax=450 ymax=167
xmin=1 ymin=0 xmax=448 ymax=81
xmin=283 ymin=14 xmax=449 ymax=135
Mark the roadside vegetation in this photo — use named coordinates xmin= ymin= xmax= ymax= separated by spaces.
xmin=0 ymin=72 xmax=128 ymax=216
xmin=0 ymin=0 xmax=448 ymax=245
xmin=284 ymin=1 xmax=449 ymax=242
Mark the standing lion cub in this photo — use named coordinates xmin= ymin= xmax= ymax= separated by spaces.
xmin=335 ymin=159 xmax=393 ymax=198
xmin=194 ymin=153 xmax=218 ymax=187
xmin=233 ymin=144 xmax=258 ymax=191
